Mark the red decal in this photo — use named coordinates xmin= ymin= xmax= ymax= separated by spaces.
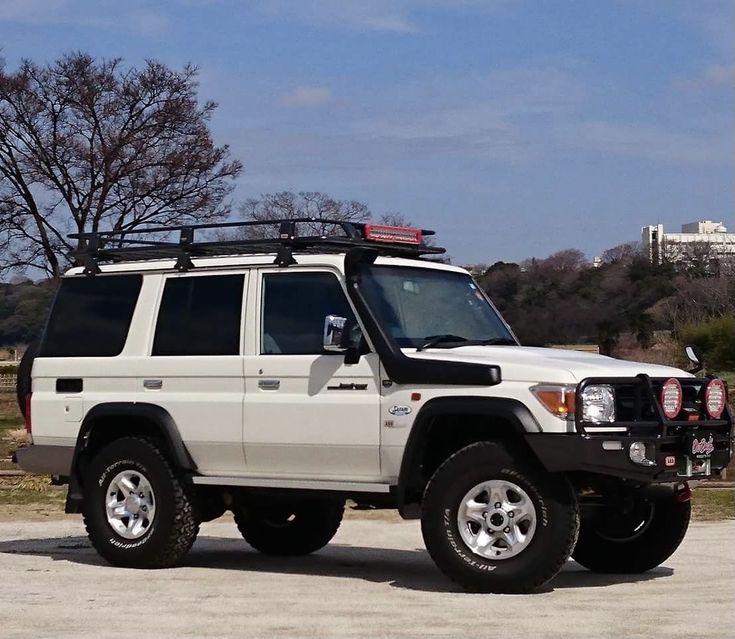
xmin=665 ymin=455 xmax=677 ymax=467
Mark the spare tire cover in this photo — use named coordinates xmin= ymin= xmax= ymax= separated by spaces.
xmin=16 ymin=342 xmax=39 ymax=418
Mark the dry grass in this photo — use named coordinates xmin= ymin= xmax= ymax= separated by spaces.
xmin=691 ymin=488 xmax=735 ymax=521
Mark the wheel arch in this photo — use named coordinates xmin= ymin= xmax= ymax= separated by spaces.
xmin=396 ymin=397 xmax=543 ymax=518
xmin=66 ymin=403 xmax=195 ymax=513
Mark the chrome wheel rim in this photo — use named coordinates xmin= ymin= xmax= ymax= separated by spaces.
xmin=104 ymin=470 xmax=156 ymax=540
xmin=457 ymin=479 xmax=537 ymax=560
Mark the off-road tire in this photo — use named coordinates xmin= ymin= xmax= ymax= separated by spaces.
xmin=572 ymin=487 xmax=690 ymax=573
xmin=233 ymin=499 xmax=344 ymax=555
xmin=83 ymin=437 xmax=199 ymax=568
xmin=421 ymin=441 xmax=579 ymax=593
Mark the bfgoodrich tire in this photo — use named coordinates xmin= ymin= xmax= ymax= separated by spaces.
xmin=572 ymin=487 xmax=690 ymax=573
xmin=233 ymin=499 xmax=344 ymax=556
xmin=83 ymin=437 xmax=199 ymax=568
xmin=421 ymin=441 xmax=579 ymax=593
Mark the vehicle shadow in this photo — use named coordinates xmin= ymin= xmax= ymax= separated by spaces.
xmin=0 ymin=535 xmax=673 ymax=594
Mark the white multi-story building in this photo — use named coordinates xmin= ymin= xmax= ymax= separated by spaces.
xmin=641 ymin=220 xmax=735 ymax=264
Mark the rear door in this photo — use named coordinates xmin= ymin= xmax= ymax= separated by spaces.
xmin=242 ymin=268 xmax=381 ymax=480
xmin=142 ymin=271 xmax=248 ymax=474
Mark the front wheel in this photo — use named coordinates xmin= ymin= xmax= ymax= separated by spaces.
xmin=233 ymin=499 xmax=344 ymax=556
xmin=421 ymin=442 xmax=579 ymax=593
xmin=572 ymin=487 xmax=691 ymax=573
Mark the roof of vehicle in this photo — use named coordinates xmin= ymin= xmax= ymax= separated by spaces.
xmin=64 ymin=253 xmax=469 ymax=277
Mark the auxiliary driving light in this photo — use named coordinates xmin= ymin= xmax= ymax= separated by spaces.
xmin=629 ymin=441 xmax=655 ymax=466
xmin=705 ymin=378 xmax=726 ymax=419
xmin=660 ymin=378 xmax=683 ymax=419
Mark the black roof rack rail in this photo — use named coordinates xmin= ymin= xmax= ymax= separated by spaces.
xmin=69 ymin=218 xmax=445 ymax=274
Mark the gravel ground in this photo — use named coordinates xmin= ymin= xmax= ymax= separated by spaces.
xmin=0 ymin=517 xmax=733 ymax=639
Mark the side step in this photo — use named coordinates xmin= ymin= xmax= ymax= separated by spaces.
xmin=191 ymin=476 xmax=392 ymax=493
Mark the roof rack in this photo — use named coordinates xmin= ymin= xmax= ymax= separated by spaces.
xmin=69 ymin=218 xmax=445 ymax=275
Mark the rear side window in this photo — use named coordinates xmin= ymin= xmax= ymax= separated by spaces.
xmin=40 ymin=275 xmax=142 ymax=357
xmin=152 ymin=275 xmax=244 ymax=356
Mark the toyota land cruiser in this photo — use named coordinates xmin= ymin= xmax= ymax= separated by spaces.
xmin=14 ymin=219 xmax=733 ymax=593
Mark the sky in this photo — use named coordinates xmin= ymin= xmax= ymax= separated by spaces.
xmin=1 ymin=0 xmax=733 ymax=264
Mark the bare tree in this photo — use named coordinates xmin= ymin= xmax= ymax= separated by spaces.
xmin=601 ymin=241 xmax=642 ymax=265
xmin=0 ymin=52 xmax=242 ymax=278
xmin=238 ymin=191 xmax=371 ymax=238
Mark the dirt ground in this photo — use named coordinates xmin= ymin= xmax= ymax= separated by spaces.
xmin=0 ymin=517 xmax=733 ymax=639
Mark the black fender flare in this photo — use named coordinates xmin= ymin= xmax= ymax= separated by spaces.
xmin=395 ymin=397 xmax=542 ymax=517
xmin=65 ymin=403 xmax=195 ymax=513
xmin=76 ymin=402 xmax=195 ymax=470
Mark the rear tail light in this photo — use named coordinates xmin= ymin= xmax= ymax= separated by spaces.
xmin=660 ymin=378 xmax=683 ymax=419
xmin=24 ymin=393 xmax=32 ymax=434
xmin=704 ymin=378 xmax=726 ymax=419
xmin=364 ymin=224 xmax=423 ymax=245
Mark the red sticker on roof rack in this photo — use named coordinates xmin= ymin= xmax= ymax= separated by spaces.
xmin=364 ymin=224 xmax=423 ymax=245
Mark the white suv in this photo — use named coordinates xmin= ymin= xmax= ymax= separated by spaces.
xmin=14 ymin=219 xmax=733 ymax=593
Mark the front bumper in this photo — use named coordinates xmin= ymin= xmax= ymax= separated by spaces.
xmin=525 ymin=431 xmax=732 ymax=482
xmin=526 ymin=374 xmax=733 ymax=483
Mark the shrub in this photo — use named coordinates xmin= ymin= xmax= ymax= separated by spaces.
xmin=678 ymin=315 xmax=735 ymax=372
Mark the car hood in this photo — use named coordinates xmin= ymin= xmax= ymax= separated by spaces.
xmin=404 ymin=345 xmax=690 ymax=384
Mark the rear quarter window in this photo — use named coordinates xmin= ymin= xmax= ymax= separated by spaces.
xmin=39 ymin=274 xmax=143 ymax=357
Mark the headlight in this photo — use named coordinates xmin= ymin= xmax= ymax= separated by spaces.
xmin=580 ymin=385 xmax=616 ymax=423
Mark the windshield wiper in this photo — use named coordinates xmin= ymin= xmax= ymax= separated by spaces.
xmin=416 ymin=335 xmax=517 ymax=351
xmin=478 ymin=337 xmax=517 ymax=346
xmin=416 ymin=334 xmax=469 ymax=351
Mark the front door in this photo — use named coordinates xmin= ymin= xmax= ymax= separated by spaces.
xmin=243 ymin=269 xmax=381 ymax=480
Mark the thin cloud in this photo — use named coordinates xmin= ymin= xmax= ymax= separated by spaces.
xmin=674 ymin=64 xmax=735 ymax=92
xmin=0 ymin=0 xmax=170 ymax=35
xmin=283 ymin=86 xmax=333 ymax=107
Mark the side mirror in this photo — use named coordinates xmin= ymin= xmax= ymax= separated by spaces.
xmin=685 ymin=344 xmax=704 ymax=374
xmin=323 ymin=315 xmax=348 ymax=352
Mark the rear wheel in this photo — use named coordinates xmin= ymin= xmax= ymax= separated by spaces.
xmin=83 ymin=437 xmax=199 ymax=568
xmin=421 ymin=442 xmax=579 ymax=593
xmin=572 ymin=487 xmax=690 ymax=573
xmin=233 ymin=499 xmax=344 ymax=556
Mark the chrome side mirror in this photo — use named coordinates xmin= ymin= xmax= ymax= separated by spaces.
xmin=685 ymin=344 xmax=704 ymax=374
xmin=323 ymin=315 xmax=348 ymax=352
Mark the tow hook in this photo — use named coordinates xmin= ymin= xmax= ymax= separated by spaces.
xmin=674 ymin=482 xmax=691 ymax=503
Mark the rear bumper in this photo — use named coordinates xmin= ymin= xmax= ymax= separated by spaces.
xmin=525 ymin=432 xmax=732 ymax=483
xmin=14 ymin=445 xmax=74 ymax=476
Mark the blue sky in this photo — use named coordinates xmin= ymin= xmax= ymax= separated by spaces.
xmin=1 ymin=0 xmax=733 ymax=264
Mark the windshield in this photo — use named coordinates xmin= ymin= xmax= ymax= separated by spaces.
xmin=361 ymin=265 xmax=516 ymax=349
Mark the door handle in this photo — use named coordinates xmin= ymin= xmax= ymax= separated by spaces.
xmin=258 ymin=379 xmax=281 ymax=391
xmin=143 ymin=379 xmax=163 ymax=390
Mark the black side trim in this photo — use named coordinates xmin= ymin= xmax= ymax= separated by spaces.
xmin=396 ymin=397 xmax=541 ymax=517
xmin=65 ymin=403 xmax=195 ymax=513
xmin=344 ymin=248 xmax=501 ymax=386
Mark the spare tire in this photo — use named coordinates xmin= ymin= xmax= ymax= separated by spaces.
xmin=16 ymin=342 xmax=39 ymax=418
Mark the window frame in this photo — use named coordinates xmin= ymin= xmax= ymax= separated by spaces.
xmin=149 ymin=270 xmax=249 ymax=357
xmin=256 ymin=267 xmax=370 ymax=357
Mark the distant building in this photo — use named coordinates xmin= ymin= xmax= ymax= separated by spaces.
xmin=641 ymin=220 xmax=735 ymax=264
